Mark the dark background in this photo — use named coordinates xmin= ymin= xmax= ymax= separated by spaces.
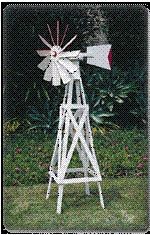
xmin=3 ymin=4 xmax=148 ymax=127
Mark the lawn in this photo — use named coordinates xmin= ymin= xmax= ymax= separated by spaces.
xmin=4 ymin=177 xmax=148 ymax=232
xmin=3 ymin=128 xmax=148 ymax=232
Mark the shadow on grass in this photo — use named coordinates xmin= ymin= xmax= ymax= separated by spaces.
xmin=62 ymin=185 xmax=122 ymax=210
xmin=91 ymin=185 xmax=122 ymax=207
xmin=102 ymin=186 xmax=122 ymax=207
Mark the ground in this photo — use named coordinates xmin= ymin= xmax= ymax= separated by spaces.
xmin=4 ymin=177 xmax=148 ymax=232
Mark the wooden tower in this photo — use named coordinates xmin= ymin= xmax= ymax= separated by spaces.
xmin=36 ymin=21 xmax=112 ymax=214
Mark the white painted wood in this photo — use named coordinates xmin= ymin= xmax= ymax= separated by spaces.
xmin=60 ymin=24 xmax=68 ymax=47
xmin=55 ymin=61 xmax=71 ymax=84
xmin=57 ymin=185 xmax=64 ymax=214
xmin=46 ymin=76 xmax=104 ymax=212
xmin=50 ymin=106 xmax=65 ymax=167
xmin=88 ymin=168 xmax=97 ymax=177
xmin=46 ymin=175 xmax=52 ymax=199
xmin=59 ymin=58 xmax=78 ymax=73
xmin=38 ymin=34 xmax=52 ymax=49
xmin=36 ymin=50 xmax=51 ymax=57
xmin=52 ymin=61 xmax=61 ymax=86
xmin=75 ymin=80 xmax=81 ymax=104
xmin=37 ymin=25 xmax=112 ymax=213
xmin=67 ymin=79 xmax=73 ymax=104
xmin=60 ymin=35 xmax=77 ymax=53
xmin=81 ymin=149 xmax=90 ymax=195
xmin=59 ymin=176 xmax=101 ymax=184
xmin=87 ymin=45 xmax=111 ymax=70
xmin=79 ymin=78 xmax=86 ymax=105
xmin=43 ymin=63 xmax=53 ymax=81
xmin=54 ymin=167 xmax=95 ymax=174
xmin=85 ymin=117 xmax=90 ymax=169
xmin=60 ymin=50 xmax=80 ymax=58
xmin=61 ymin=104 xmax=87 ymax=109
xmin=66 ymin=167 xmax=84 ymax=173
xmin=59 ymin=112 xmax=70 ymax=181
xmin=47 ymin=24 xmax=56 ymax=46
xmin=67 ymin=108 xmax=101 ymax=179
xmin=60 ymin=108 xmax=88 ymax=179
xmin=97 ymin=182 xmax=105 ymax=209
xmin=57 ymin=107 xmax=63 ymax=174
xmin=76 ymin=93 xmax=90 ymax=195
xmin=37 ymin=55 xmax=51 ymax=71
xmin=49 ymin=170 xmax=58 ymax=183
xmin=63 ymin=83 xmax=69 ymax=104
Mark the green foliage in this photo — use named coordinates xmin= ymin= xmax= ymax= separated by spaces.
xmin=4 ymin=118 xmax=21 ymax=134
xmin=130 ymin=93 xmax=147 ymax=125
xmin=94 ymin=129 xmax=148 ymax=178
xmin=127 ymin=62 xmax=147 ymax=125
xmin=4 ymin=118 xmax=29 ymax=135
xmin=3 ymin=129 xmax=148 ymax=186
xmin=82 ymin=65 xmax=135 ymax=128
xmin=27 ymin=100 xmax=59 ymax=134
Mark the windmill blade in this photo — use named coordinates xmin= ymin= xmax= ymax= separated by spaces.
xmin=37 ymin=55 xmax=51 ymax=71
xmin=56 ymin=61 xmax=71 ymax=84
xmin=71 ymin=61 xmax=80 ymax=80
xmin=43 ymin=63 xmax=53 ymax=81
xmin=59 ymin=57 xmax=78 ymax=73
xmin=39 ymin=35 xmax=52 ymax=49
xmin=36 ymin=50 xmax=51 ymax=57
xmin=87 ymin=45 xmax=112 ymax=70
xmin=52 ymin=61 xmax=61 ymax=86
xmin=57 ymin=20 xmax=59 ymax=46
xmin=60 ymin=35 xmax=77 ymax=53
xmin=59 ymin=50 xmax=80 ymax=58
xmin=47 ymin=24 xmax=55 ymax=46
xmin=60 ymin=24 xmax=69 ymax=47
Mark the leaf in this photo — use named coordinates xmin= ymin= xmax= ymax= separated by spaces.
xmin=28 ymin=114 xmax=45 ymax=121
xmin=109 ymin=105 xmax=114 ymax=112
xmin=90 ymin=114 xmax=102 ymax=124
xmin=28 ymin=107 xmax=39 ymax=114
xmin=93 ymin=98 xmax=101 ymax=108
xmin=27 ymin=124 xmax=50 ymax=132
xmin=37 ymin=90 xmax=41 ymax=99
xmin=25 ymin=89 xmax=30 ymax=102
xmin=116 ymin=97 xmax=124 ymax=103
xmin=97 ymin=113 xmax=114 ymax=117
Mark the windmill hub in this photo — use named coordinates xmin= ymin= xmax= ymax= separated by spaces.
xmin=51 ymin=46 xmax=61 ymax=57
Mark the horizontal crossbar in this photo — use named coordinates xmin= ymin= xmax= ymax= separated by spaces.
xmin=59 ymin=177 xmax=102 ymax=184
xmin=61 ymin=104 xmax=88 ymax=110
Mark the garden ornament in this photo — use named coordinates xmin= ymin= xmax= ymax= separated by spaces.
xmin=37 ymin=21 xmax=112 ymax=214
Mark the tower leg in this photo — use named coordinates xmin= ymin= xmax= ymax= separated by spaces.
xmin=83 ymin=162 xmax=90 ymax=195
xmin=80 ymin=142 xmax=90 ymax=195
xmin=46 ymin=176 xmax=52 ymax=199
xmin=57 ymin=184 xmax=64 ymax=214
xmin=97 ymin=181 xmax=105 ymax=209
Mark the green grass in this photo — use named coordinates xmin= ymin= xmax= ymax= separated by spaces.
xmin=4 ymin=177 xmax=148 ymax=232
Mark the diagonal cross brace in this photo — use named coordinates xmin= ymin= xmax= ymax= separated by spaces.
xmin=67 ymin=109 xmax=101 ymax=178
xmin=59 ymin=108 xmax=88 ymax=180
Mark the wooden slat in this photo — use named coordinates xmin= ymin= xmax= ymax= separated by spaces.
xmin=49 ymin=171 xmax=59 ymax=183
xmin=59 ymin=176 xmax=102 ymax=184
xmin=61 ymin=104 xmax=88 ymax=109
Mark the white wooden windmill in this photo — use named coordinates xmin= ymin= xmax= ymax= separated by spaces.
xmin=37 ymin=21 xmax=112 ymax=214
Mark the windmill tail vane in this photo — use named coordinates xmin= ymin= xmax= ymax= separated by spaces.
xmin=37 ymin=21 xmax=112 ymax=86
